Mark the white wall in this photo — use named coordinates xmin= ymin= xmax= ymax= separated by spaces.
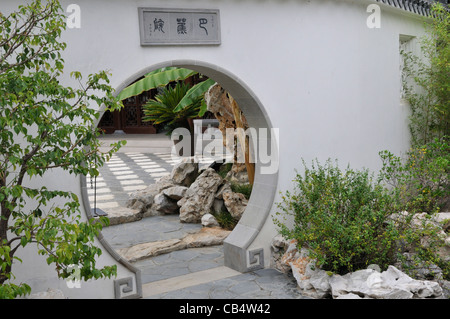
xmin=1 ymin=0 xmax=427 ymax=298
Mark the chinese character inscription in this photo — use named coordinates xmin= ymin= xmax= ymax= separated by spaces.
xmin=177 ymin=18 xmax=187 ymax=34
xmin=139 ymin=8 xmax=220 ymax=45
xmin=154 ymin=18 xmax=165 ymax=33
xmin=199 ymin=18 xmax=208 ymax=35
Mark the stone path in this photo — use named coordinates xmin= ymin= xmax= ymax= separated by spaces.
xmin=90 ymin=134 xmax=307 ymax=299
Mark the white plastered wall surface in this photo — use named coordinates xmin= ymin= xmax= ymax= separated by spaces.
xmin=1 ymin=0 xmax=428 ymax=298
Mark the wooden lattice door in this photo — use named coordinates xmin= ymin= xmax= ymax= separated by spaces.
xmin=98 ymin=90 xmax=156 ymax=134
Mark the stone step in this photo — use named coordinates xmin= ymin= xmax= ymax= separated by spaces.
xmin=141 ymin=266 xmax=240 ymax=298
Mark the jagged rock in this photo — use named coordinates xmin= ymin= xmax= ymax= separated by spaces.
xmin=162 ymin=185 xmax=188 ymax=200
xmin=178 ymin=168 xmax=223 ymax=223
xmin=181 ymin=226 xmax=230 ymax=247
xmin=106 ymin=207 xmax=142 ymax=226
xmin=153 ymin=193 xmax=179 ymax=215
xmin=223 ymin=191 xmax=248 ymax=220
xmin=205 ymin=84 xmax=246 ymax=144
xmin=329 ymin=266 xmax=443 ymax=299
xmin=279 ymin=241 xmax=444 ymax=299
xmin=226 ymin=165 xmax=249 ymax=184
xmin=215 ymin=181 xmax=232 ymax=199
xmin=440 ymin=280 xmax=450 ymax=299
xmin=126 ymin=175 xmax=175 ymax=217
xmin=395 ymin=252 xmax=444 ymax=280
xmin=388 ymin=211 xmax=450 ymax=264
xmin=205 ymin=84 xmax=250 ymax=184
xmin=170 ymin=157 xmax=199 ymax=187
xmin=117 ymin=238 xmax=183 ymax=262
xmin=202 ymin=213 xmax=220 ymax=227
xmin=271 ymin=234 xmax=289 ymax=253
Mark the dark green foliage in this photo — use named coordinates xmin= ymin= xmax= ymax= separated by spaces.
xmin=274 ymin=160 xmax=404 ymax=275
xmin=214 ymin=211 xmax=237 ymax=231
xmin=142 ymin=82 xmax=203 ymax=135
xmin=379 ymin=137 xmax=450 ymax=214
xmin=230 ymin=182 xmax=253 ymax=200
xmin=217 ymin=162 xmax=232 ymax=179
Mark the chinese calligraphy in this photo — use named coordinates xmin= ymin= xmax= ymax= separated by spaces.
xmin=199 ymin=18 xmax=208 ymax=35
xmin=177 ymin=18 xmax=187 ymax=34
xmin=140 ymin=8 xmax=220 ymax=45
xmin=154 ymin=18 xmax=165 ymax=33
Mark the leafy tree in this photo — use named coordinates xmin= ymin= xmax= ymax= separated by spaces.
xmin=0 ymin=0 xmax=124 ymax=298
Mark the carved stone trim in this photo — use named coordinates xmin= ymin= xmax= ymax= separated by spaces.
xmin=114 ymin=276 xmax=141 ymax=299
xmin=248 ymin=248 xmax=264 ymax=271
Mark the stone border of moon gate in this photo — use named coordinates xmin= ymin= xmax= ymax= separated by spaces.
xmin=80 ymin=59 xmax=279 ymax=297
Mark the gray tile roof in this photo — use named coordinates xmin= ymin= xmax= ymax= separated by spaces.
xmin=374 ymin=0 xmax=448 ymax=16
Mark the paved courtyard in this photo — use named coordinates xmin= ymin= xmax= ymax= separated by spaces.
xmin=89 ymin=133 xmax=306 ymax=299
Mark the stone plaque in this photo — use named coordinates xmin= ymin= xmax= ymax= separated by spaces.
xmin=138 ymin=8 xmax=221 ymax=46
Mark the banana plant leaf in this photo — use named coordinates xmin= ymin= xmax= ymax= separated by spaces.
xmin=174 ymin=78 xmax=216 ymax=112
xmin=117 ymin=68 xmax=197 ymax=101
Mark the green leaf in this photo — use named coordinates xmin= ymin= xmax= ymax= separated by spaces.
xmin=173 ymin=78 xmax=215 ymax=112
xmin=198 ymin=99 xmax=208 ymax=117
xmin=117 ymin=68 xmax=197 ymax=101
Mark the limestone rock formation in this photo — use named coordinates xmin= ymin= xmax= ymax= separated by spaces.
xmin=117 ymin=227 xmax=231 ymax=262
xmin=223 ymin=191 xmax=248 ymax=220
xmin=276 ymin=238 xmax=446 ymax=299
xmin=162 ymin=185 xmax=188 ymax=201
xmin=170 ymin=157 xmax=199 ymax=187
xmin=152 ymin=193 xmax=179 ymax=215
xmin=201 ymin=213 xmax=220 ymax=228
xmin=126 ymin=175 xmax=175 ymax=217
xmin=178 ymin=168 xmax=224 ymax=223
xmin=205 ymin=83 xmax=250 ymax=183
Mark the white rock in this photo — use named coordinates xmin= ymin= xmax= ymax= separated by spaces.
xmin=162 ymin=185 xmax=188 ymax=200
xmin=281 ymin=242 xmax=444 ymax=299
xmin=335 ymin=293 xmax=364 ymax=299
xmin=153 ymin=193 xmax=179 ymax=214
xmin=215 ymin=182 xmax=232 ymax=199
xmin=127 ymin=175 xmax=174 ymax=215
xmin=223 ymin=191 xmax=248 ymax=220
xmin=201 ymin=213 xmax=220 ymax=227
xmin=178 ymin=168 xmax=223 ymax=223
xmin=170 ymin=158 xmax=199 ymax=187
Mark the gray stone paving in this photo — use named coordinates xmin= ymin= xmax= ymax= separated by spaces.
xmin=101 ymin=215 xmax=202 ymax=251
xmin=135 ymin=246 xmax=225 ymax=284
xmin=145 ymin=268 xmax=306 ymax=299
xmin=88 ymin=151 xmax=176 ymax=211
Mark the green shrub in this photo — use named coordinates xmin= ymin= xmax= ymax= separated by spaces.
xmin=230 ymin=182 xmax=253 ymax=200
xmin=274 ymin=159 xmax=403 ymax=275
xmin=379 ymin=136 xmax=450 ymax=214
xmin=214 ymin=211 xmax=237 ymax=230
xmin=217 ymin=163 xmax=233 ymax=179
